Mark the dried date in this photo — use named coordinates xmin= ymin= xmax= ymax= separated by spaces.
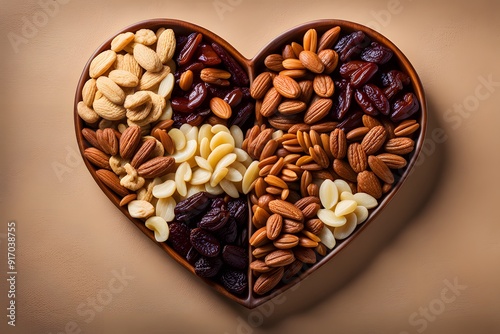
xmin=334 ymin=31 xmax=368 ymax=61
xmin=381 ymin=70 xmax=410 ymax=100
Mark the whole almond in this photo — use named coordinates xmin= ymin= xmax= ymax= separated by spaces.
xmin=368 ymin=155 xmax=394 ymax=184
xmin=282 ymin=219 xmax=304 ymax=234
xmin=200 ymin=68 xmax=231 ymax=86
xmin=156 ymin=28 xmax=176 ymax=63
xmin=121 ymin=54 xmax=143 ymax=79
xmin=82 ymin=128 xmax=102 ymax=151
xmin=130 ymin=139 xmax=156 ymax=168
xmin=362 ymin=114 xmax=382 ymax=129
xmin=89 ymin=50 xmax=117 ymax=78
xmin=137 ymin=156 xmax=175 ymax=178
xmin=330 ymin=128 xmax=347 ymax=159
xmin=260 ymin=87 xmax=282 ymax=117
xmin=96 ymin=128 xmax=118 ymax=156
xmin=138 ymin=65 xmax=171 ymax=90
xmin=250 ymin=72 xmax=273 ymax=99
xmin=266 ymin=214 xmax=283 ymax=240
xmin=252 ymin=244 xmax=276 ymax=259
xmin=394 ymin=119 xmax=420 ymax=137
xmin=309 ymin=145 xmax=330 ymax=169
xmin=348 ymin=143 xmax=368 ymax=173
xmin=361 ymin=126 xmax=387 ymax=155
xmin=299 ymin=50 xmax=325 ymax=73
xmin=273 ymin=75 xmax=301 ymax=99
xmin=250 ymin=226 xmax=269 ymax=247
xmin=253 ymin=267 xmax=284 ymax=295
xmin=311 ymin=121 xmax=338 ymax=133
xmin=303 ymin=28 xmax=318 ymax=53
xmin=302 ymin=203 xmax=320 ymax=219
xmin=333 ymin=158 xmax=358 ymax=182
xmin=313 ymin=74 xmax=335 ymax=98
xmin=305 ymin=218 xmax=324 ymax=235
xmin=265 ymin=249 xmax=295 ymax=267
xmin=376 ymin=153 xmax=407 ymax=169
xmin=264 ymin=175 xmax=288 ymax=189
xmin=317 ymin=49 xmax=339 ymax=74
xmin=77 ymin=101 xmax=100 ymax=124
xmin=96 ymin=169 xmax=129 ymax=197
xmin=210 ymin=97 xmax=232 ymax=119
xmin=298 ymin=80 xmax=314 ymax=103
xmin=82 ymin=78 xmax=98 ymax=107
xmin=250 ymin=260 xmax=273 ymax=274
xmin=346 ymin=126 xmax=370 ymax=141
xmin=269 ymin=200 xmax=304 ymax=222
xmin=252 ymin=206 xmax=271 ymax=229
xmin=298 ymin=236 xmax=319 ymax=248
xmin=119 ymin=125 xmax=142 ymax=159
xmin=283 ymin=259 xmax=303 ymax=281
xmin=273 ymin=234 xmax=299 ymax=249
xmin=84 ymin=148 xmax=110 ymax=169
xmin=294 ymin=196 xmax=321 ymax=211
xmin=111 ymin=32 xmax=135 ymax=52
xmin=278 ymin=100 xmax=307 ymax=115
xmin=154 ymin=129 xmax=175 ymax=155
xmin=93 ymin=97 xmax=126 ymax=121
xmin=133 ymin=43 xmax=163 ymax=72
xmin=384 ymin=137 xmax=415 ymax=155
xmin=357 ymin=170 xmax=383 ymax=199
xmin=293 ymin=247 xmax=317 ymax=264
xmin=260 ymin=139 xmax=279 ymax=160
xmin=108 ymin=69 xmax=139 ymax=88
xmin=282 ymin=58 xmax=306 ymax=70
xmin=179 ymin=70 xmax=194 ymax=91
xmin=304 ymin=98 xmax=332 ymax=124
xmin=318 ymin=26 xmax=341 ymax=52
xmin=264 ymin=54 xmax=285 ymax=72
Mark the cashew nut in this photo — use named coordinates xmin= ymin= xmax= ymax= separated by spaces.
xmin=120 ymin=163 xmax=145 ymax=191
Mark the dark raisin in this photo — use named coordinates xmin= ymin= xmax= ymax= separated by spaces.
xmin=167 ymin=222 xmax=191 ymax=257
xmin=174 ymin=192 xmax=211 ymax=223
xmin=227 ymin=198 xmax=248 ymax=226
xmin=221 ymin=269 xmax=248 ymax=295
xmin=222 ymin=245 xmax=248 ymax=270
xmin=178 ymin=33 xmax=203 ymax=66
xmin=211 ymin=42 xmax=249 ymax=86
xmin=194 ymin=256 xmax=223 ymax=278
xmin=187 ymin=82 xmax=208 ymax=110
xmin=332 ymin=79 xmax=353 ymax=120
xmin=186 ymin=246 xmax=200 ymax=265
xmin=190 ymin=228 xmax=220 ymax=258
xmin=337 ymin=110 xmax=364 ymax=132
xmin=381 ymin=70 xmax=410 ymax=100
xmin=198 ymin=206 xmax=230 ymax=231
xmin=334 ymin=31 xmax=368 ymax=61
xmin=360 ymin=42 xmax=393 ymax=64
xmin=215 ymin=218 xmax=238 ymax=245
xmin=391 ymin=92 xmax=419 ymax=122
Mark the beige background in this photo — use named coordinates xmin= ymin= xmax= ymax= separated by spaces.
xmin=1 ymin=0 xmax=500 ymax=333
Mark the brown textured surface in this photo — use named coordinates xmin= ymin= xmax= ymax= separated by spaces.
xmin=1 ymin=0 xmax=500 ymax=333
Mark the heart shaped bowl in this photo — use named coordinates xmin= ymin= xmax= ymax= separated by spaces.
xmin=74 ymin=19 xmax=427 ymax=309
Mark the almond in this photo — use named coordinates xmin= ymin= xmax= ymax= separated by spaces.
xmin=298 ymin=80 xmax=314 ymax=103
xmin=209 ymin=97 xmax=232 ymax=119
xmin=266 ymin=214 xmax=283 ymax=240
xmin=77 ymin=101 xmax=100 ymax=124
xmin=311 ymin=121 xmax=338 ymax=133
xmin=299 ymin=50 xmax=325 ymax=73
xmin=265 ymin=249 xmax=295 ymax=267
xmin=329 ymin=128 xmax=347 ymax=159
xmin=384 ymin=137 xmax=415 ymax=155
xmin=108 ymin=69 xmax=139 ymax=88
xmin=119 ymin=125 xmax=142 ymax=159
xmin=301 ymin=203 xmax=320 ymax=219
xmin=93 ymin=97 xmax=126 ymax=121
xmin=252 ymin=206 xmax=270 ymax=229
xmin=252 ymin=244 xmax=276 ymax=259
xmin=357 ymin=170 xmax=382 ymax=199
xmin=303 ymin=28 xmax=318 ymax=53
xmin=361 ymin=126 xmax=387 ymax=155
xmin=250 ymin=260 xmax=273 ymax=274
xmin=309 ymin=145 xmax=330 ymax=169
xmin=121 ymin=54 xmax=143 ymax=79
xmin=138 ymin=65 xmax=171 ymax=90
xmin=179 ymin=69 xmax=194 ymax=91
xmin=260 ymin=87 xmax=282 ymax=117
xmin=81 ymin=128 xmax=102 ymax=151
xmin=250 ymin=226 xmax=269 ymax=247
xmin=278 ymin=100 xmax=307 ymax=115
xmin=305 ymin=218 xmax=324 ymax=235
xmin=260 ymin=139 xmax=279 ymax=160
xmin=298 ymin=236 xmax=319 ymax=248
xmin=282 ymin=219 xmax=304 ymax=234
xmin=269 ymin=199 xmax=304 ymax=222
xmin=96 ymin=128 xmax=118 ymax=156
xmin=268 ymin=114 xmax=300 ymax=131
xmin=362 ymin=114 xmax=382 ymax=129
xmin=264 ymin=54 xmax=285 ymax=72
xmin=313 ymin=74 xmax=335 ymax=98
xmin=376 ymin=153 xmax=407 ymax=169
xmin=273 ymin=234 xmax=299 ymax=249
xmin=333 ymin=158 xmax=358 ymax=183
xmin=253 ymin=267 xmax=284 ymax=295
xmin=137 ymin=156 xmax=175 ymax=178
xmin=155 ymin=129 xmax=175 ymax=155
xmin=348 ymin=143 xmax=368 ymax=173
xmin=82 ymin=79 xmax=98 ymax=107
xmin=84 ymin=148 xmax=110 ymax=169
xmin=394 ymin=119 xmax=420 ymax=137
xmin=317 ymin=49 xmax=339 ymax=74
xmin=133 ymin=43 xmax=163 ymax=72
xmin=200 ymin=68 xmax=231 ymax=86
xmin=111 ymin=32 xmax=135 ymax=52
xmin=304 ymin=98 xmax=332 ymax=124
xmin=89 ymin=50 xmax=116 ymax=78
xmin=294 ymin=196 xmax=321 ymax=211
xmin=273 ymin=74 xmax=301 ymax=99
xmin=96 ymin=169 xmax=130 ymax=197
xmin=293 ymin=247 xmax=316 ymax=264
xmin=130 ymin=139 xmax=156 ymax=168
xmin=250 ymin=72 xmax=273 ymax=99
xmin=282 ymin=58 xmax=306 ymax=70
xmin=318 ymin=26 xmax=341 ymax=52
xmin=264 ymin=175 xmax=288 ymax=189
xmin=368 ymin=155 xmax=394 ymax=184
xmin=156 ymin=28 xmax=176 ymax=63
